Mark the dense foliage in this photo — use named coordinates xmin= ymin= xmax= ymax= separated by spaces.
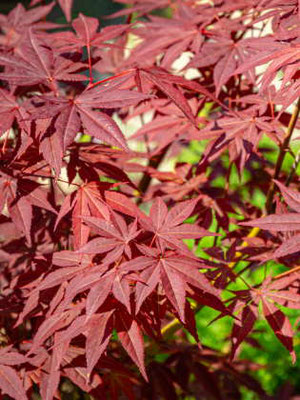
xmin=0 ymin=0 xmax=299 ymax=398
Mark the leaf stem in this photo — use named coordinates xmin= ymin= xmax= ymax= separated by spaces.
xmin=30 ymin=174 xmax=81 ymax=188
xmin=87 ymin=69 xmax=133 ymax=90
xmin=87 ymin=43 xmax=93 ymax=85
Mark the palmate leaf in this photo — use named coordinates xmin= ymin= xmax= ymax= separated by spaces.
xmin=55 ymin=182 xmax=111 ymax=249
xmin=133 ymin=249 xmax=220 ymax=319
xmin=121 ymin=3 xmax=211 ymax=69
xmin=28 ymin=82 xmax=149 ymax=162
xmin=198 ymin=110 xmax=284 ymax=173
xmin=234 ymin=42 xmax=300 ymax=92
xmin=77 ymin=213 xmax=141 ymax=263
xmin=141 ymin=197 xmax=218 ymax=253
xmin=241 ymin=182 xmax=300 ymax=258
xmin=190 ymin=37 xmax=256 ymax=96
xmin=0 ymin=1 xmax=55 ymax=49
xmin=51 ymin=13 xmax=130 ymax=52
xmin=138 ymin=68 xmax=196 ymax=124
xmin=94 ymin=67 xmax=213 ymax=127
xmin=131 ymin=66 xmax=222 ymax=123
xmin=29 ymin=308 xmax=81 ymax=355
xmin=49 ymin=265 xmax=111 ymax=313
xmin=49 ymin=246 xmax=145 ymax=317
xmin=16 ymin=251 xmax=93 ymax=322
xmin=60 ymin=251 xmax=147 ymax=315
xmin=29 ymin=95 xmax=127 ymax=154
xmin=230 ymin=273 xmax=299 ymax=362
xmin=63 ymin=269 xmax=115 ymax=312
xmin=129 ymin=97 xmax=200 ymax=152
xmin=0 ymin=29 xmax=87 ymax=87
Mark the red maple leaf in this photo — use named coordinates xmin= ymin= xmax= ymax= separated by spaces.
xmin=241 ymin=181 xmax=300 ymax=258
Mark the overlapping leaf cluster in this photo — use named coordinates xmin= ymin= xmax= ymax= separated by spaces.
xmin=0 ymin=0 xmax=299 ymax=399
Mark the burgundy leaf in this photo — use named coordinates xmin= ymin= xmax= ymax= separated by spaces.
xmin=117 ymin=314 xmax=147 ymax=381
xmin=231 ymin=304 xmax=258 ymax=360
xmin=58 ymin=0 xmax=73 ymax=22
xmin=241 ymin=214 xmax=300 ymax=232
xmin=85 ymin=311 xmax=113 ymax=376
xmin=262 ymin=299 xmax=296 ymax=363
xmin=274 ymin=180 xmax=300 ymax=213
xmin=0 ymin=365 xmax=27 ymax=400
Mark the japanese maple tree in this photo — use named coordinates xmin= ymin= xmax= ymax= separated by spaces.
xmin=0 ymin=0 xmax=300 ymax=399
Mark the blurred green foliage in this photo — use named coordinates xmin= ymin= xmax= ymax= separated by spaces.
xmin=179 ymin=134 xmax=300 ymax=398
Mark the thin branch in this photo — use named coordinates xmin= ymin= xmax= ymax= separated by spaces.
xmin=137 ymin=143 xmax=171 ymax=204
xmin=273 ymin=265 xmax=300 ymax=281
xmin=265 ymin=97 xmax=300 ymax=213
xmin=285 ymin=148 xmax=300 ymax=186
